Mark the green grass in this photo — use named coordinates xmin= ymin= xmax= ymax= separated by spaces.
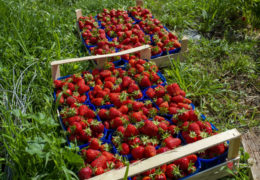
xmin=0 ymin=0 xmax=259 ymax=179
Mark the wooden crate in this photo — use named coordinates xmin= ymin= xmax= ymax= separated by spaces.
xmin=51 ymin=47 xmax=241 ymax=180
xmin=75 ymin=8 xmax=188 ymax=68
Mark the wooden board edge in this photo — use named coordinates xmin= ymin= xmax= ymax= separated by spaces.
xmin=51 ymin=45 xmax=151 ymax=66
xmin=186 ymin=157 xmax=240 ymax=180
xmin=88 ymin=129 xmax=241 ymax=180
xmin=76 ymin=9 xmax=82 ymax=21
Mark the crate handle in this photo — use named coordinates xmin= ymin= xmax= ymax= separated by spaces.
xmin=51 ymin=45 xmax=151 ymax=80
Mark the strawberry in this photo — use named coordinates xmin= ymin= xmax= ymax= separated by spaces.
xmin=166 ymin=164 xmax=182 ymax=179
xmin=125 ymin=124 xmax=139 ymax=137
xmin=109 ymin=107 xmax=122 ymax=119
xmin=98 ymin=109 xmax=109 ymax=120
xmin=100 ymin=70 xmax=112 ymax=78
xmin=91 ymin=155 xmax=107 ymax=168
xmin=118 ymin=143 xmax=130 ymax=155
xmin=89 ymin=138 xmax=101 ymax=150
xmin=131 ymin=145 xmax=144 ymax=159
xmin=182 ymin=131 xmax=197 ymax=143
xmin=168 ymin=125 xmax=179 ymax=136
xmin=118 ymin=105 xmax=129 ymax=114
xmin=94 ymin=167 xmax=104 ymax=175
xmin=139 ymin=120 xmax=158 ymax=137
xmin=78 ymin=84 xmax=90 ymax=94
xmin=54 ymin=80 xmax=63 ymax=89
xmin=82 ymin=149 xmax=101 ymax=163
xmin=156 ymin=146 xmax=170 ymax=154
xmin=173 ymin=156 xmax=189 ymax=171
xmin=144 ymin=145 xmax=156 ymax=158
xmin=186 ymin=154 xmax=197 ymax=164
xmin=188 ymin=122 xmax=201 ymax=135
xmin=66 ymin=96 xmax=77 ymax=106
xmin=90 ymin=120 xmax=104 ymax=134
xmin=139 ymin=75 xmax=151 ymax=87
xmin=78 ymin=167 xmax=93 ymax=180
xmin=162 ymin=136 xmax=181 ymax=149
xmin=166 ymin=83 xmax=181 ymax=96
xmin=92 ymin=98 xmax=104 ymax=106
xmin=155 ymin=172 xmax=166 ymax=180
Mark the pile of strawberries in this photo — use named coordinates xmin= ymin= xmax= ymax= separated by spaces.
xmin=78 ymin=6 xmax=181 ymax=58
xmin=78 ymin=16 xmax=98 ymax=31
xmin=54 ymin=55 xmax=228 ymax=179
xmin=78 ymin=140 xmax=127 ymax=179
xmin=128 ymin=6 xmax=153 ymax=21
xmin=84 ymin=63 xmax=144 ymax=107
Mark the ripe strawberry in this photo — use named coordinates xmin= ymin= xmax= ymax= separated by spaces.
xmin=166 ymin=164 xmax=182 ymax=179
xmin=173 ymin=156 xmax=190 ymax=171
xmin=118 ymin=105 xmax=128 ymax=114
xmin=139 ymin=120 xmax=158 ymax=137
xmin=155 ymin=172 xmax=166 ymax=180
xmin=146 ymin=88 xmax=155 ymax=98
xmin=182 ymin=131 xmax=197 ymax=143
xmin=82 ymin=149 xmax=101 ymax=163
xmin=186 ymin=154 xmax=197 ymax=164
xmin=142 ymin=168 xmax=156 ymax=176
xmin=109 ymin=107 xmax=122 ymax=119
xmin=90 ymin=120 xmax=104 ymax=134
xmin=125 ymin=124 xmax=139 ymax=137
xmin=188 ymin=122 xmax=201 ymax=135
xmin=66 ymin=96 xmax=77 ymax=106
xmin=98 ymin=108 xmax=109 ymax=120
xmin=102 ymin=151 xmax=114 ymax=161
xmin=168 ymin=125 xmax=179 ymax=136
xmin=100 ymin=70 xmax=112 ymax=78
xmin=139 ymin=75 xmax=151 ymax=87
xmin=144 ymin=145 xmax=156 ymax=158
xmin=188 ymin=110 xmax=198 ymax=121
xmin=78 ymin=167 xmax=93 ymax=180
xmin=91 ymin=155 xmax=107 ymax=168
xmin=94 ymin=167 xmax=104 ymax=175
xmin=54 ymin=80 xmax=63 ymax=89
xmin=78 ymin=84 xmax=90 ymax=94
xmin=118 ymin=143 xmax=130 ymax=155
xmin=131 ymin=145 xmax=144 ymax=159
xmin=162 ymin=136 xmax=181 ymax=149
xmin=89 ymin=138 xmax=101 ymax=150
xmin=92 ymin=98 xmax=104 ymax=106
xmin=166 ymin=83 xmax=181 ymax=96
xmin=156 ymin=146 xmax=170 ymax=154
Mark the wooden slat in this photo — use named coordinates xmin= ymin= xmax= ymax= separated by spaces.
xmin=89 ymin=129 xmax=241 ymax=180
xmin=76 ymin=9 xmax=82 ymax=20
xmin=242 ymin=127 xmax=260 ymax=180
xmin=136 ymin=0 xmax=143 ymax=6
xmin=50 ymin=45 xmax=151 ymax=66
xmin=186 ymin=157 xmax=240 ymax=180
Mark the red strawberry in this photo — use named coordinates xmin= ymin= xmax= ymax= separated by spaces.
xmin=166 ymin=164 xmax=182 ymax=179
xmin=100 ymin=70 xmax=112 ymax=78
xmin=54 ymin=80 xmax=63 ymax=88
xmin=98 ymin=109 xmax=109 ymax=120
xmin=109 ymin=107 xmax=122 ymax=119
xmin=145 ymin=88 xmax=155 ymax=98
xmin=168 ymin=125 xmax=179 ymax=136
xmin=139 ymin=75 xmax=151 ymax=87
xmin=89 ymin=138 xmax=101 ymax=150
xmin=144 ymin=145 xmax=156 ymax=158
xmin=140 ymin=120 xmax=158 ymax=137
xmin=90 ymin=120 xmax=104 ymax=133
xmin=173 ymin=156 xmax=189 ymax=171
xmin=156 ymin=146 xmax=170 ymax=154
xmin=83 ymin=149 xmax=101 ymax=163
xmin=94 ymin=167 xmax=104 ymax=175
xmin=131 ymin=145 xmax=144 ymax=159
xmin=78 ymin=84 xmax=90 ymax=94
xmin=187 ymin=154 xmax=197 ymax=164
xmin=182 ymin=131 xmax=197 ymax=143
xmin=92 ymin=98 xmax=104 ymax=106
xmin=119 ymin=143 xmax=130 ymax=155
xmin=66 ymin=96 xmax=77 ymax=106
xmin=91 ymin=155 xmax=107 ymax=168
xmin=162 ymin=136 xmax=181 ymax=149
xmin=78 ymin=167 xmax=93 ymax=180
xmin=118 ymin=105 xmax=128 ymax=114
xmin=125 ymin=124 xmax=139 ymax=137
xmin=155 ymin=172 xmax=166 ymax=180
xmin=188 ymin=122 xmax=201 ymax=135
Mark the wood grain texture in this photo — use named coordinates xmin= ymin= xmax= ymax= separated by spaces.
xmin=76 ymin=9 xmax=82 ymax=20
xmin=242 ymin=127 xmax=260 ymax=180
xmin=136 ymin=0 xmax=143 ymax=6
xmin=51 ymin=45 xmax=151 ymax=66
xmin=88 ymin=129 xmax=241 ymax=180
xmin=51 ymin=65 xmax=60 ymax=81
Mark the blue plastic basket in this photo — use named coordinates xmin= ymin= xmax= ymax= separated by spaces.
xmin=180 ymin=159 xmax=201 ymax=179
